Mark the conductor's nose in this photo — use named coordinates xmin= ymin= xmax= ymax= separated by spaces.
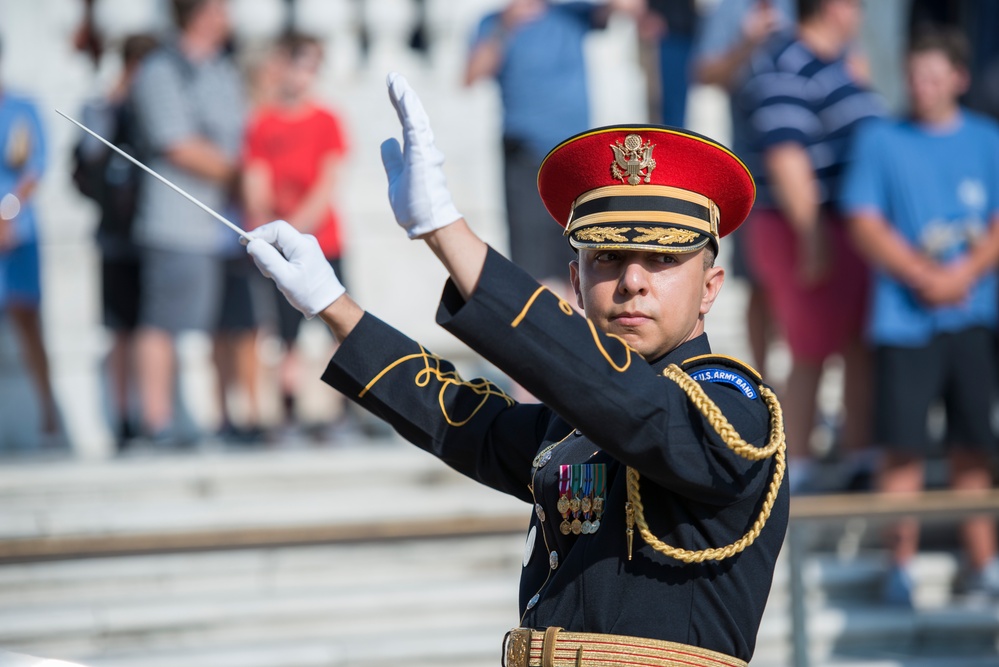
xmin=618 ymin=259 xmax=649 ymax=296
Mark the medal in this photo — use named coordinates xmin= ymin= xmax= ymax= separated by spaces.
xmin=560 ymin=520 xmax=571 ymax=535
xmin=592 ymin=464 xmax=606 ymax=519
xmin=557 ymin=465 xmax=571 ymax=516
xmin=581 ymin=520 xmax=592 ymax=534
xmin=581 ymin=465 xmax=593 ymax=514
xmin=569 ymin=465 xmax=582 ymax=513
xmin=571 ymin=519 xmax=582 ymax=535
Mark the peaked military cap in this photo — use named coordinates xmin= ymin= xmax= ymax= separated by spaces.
xmin=537 ymin=125 xmax=756 ymax=253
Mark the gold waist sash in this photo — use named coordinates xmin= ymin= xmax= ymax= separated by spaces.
xmin=502 ymin=627 xmax=748 ymax=667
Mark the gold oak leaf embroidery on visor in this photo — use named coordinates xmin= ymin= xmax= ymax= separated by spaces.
xmin=574 ymin=226 xmax=631 ymax=243
xmin=359 ymin=346 xmax=514 ymax=427
xmin=511 ymin=286 xmax=634 ymax=372
xmin=632 ymin=227 xmax=700 ymax=245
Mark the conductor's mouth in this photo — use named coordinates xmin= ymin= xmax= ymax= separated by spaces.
xmin=610 ymin=312 xmax=652 ymax=326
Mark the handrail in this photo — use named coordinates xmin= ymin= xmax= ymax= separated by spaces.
xmin=790 ymin=488 xmax=999 ymax=522
xmin=0 ymin=514 xmax=529 ymax=564
xmin=4 ymin=489 xmax=999 ymax=563
xmin=785 ymin=488 xmax=999 ymax=667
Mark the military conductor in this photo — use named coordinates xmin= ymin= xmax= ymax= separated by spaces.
xmin=246 ymin=73 xmax=788 ymax=667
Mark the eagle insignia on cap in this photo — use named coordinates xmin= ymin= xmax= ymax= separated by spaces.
xmin=610 ymin=134 xmax=656 ymax=186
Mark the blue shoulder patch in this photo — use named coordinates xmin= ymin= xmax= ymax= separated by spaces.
xmin=689 ymin=367 xmax=758 ymax=400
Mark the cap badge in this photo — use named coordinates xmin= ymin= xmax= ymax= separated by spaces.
xmin=610 ymin=134 xmax=656 ymax=186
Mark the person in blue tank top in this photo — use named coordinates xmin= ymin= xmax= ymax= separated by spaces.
xmin=842 ymin=26 xmax=999 ymax=607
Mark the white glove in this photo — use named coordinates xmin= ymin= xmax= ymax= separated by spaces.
xmin=380 ymin=72 xmax=463 ymax=238
xmin=245 ymin=220 xmax=345 ymax=319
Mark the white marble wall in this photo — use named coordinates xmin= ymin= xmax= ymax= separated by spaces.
xmin=0 ymin=0 xmax=659 ymax=456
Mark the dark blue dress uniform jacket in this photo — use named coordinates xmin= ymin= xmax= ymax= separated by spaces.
xmin=322 ymin=248 xmax=789 ymax=662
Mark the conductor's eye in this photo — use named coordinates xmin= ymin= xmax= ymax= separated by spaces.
xmin=594 ymin=251 xmax=621 ymax=262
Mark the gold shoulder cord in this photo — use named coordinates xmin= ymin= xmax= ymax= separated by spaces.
xmin=624 ymin=364 xmax=786 ymax=563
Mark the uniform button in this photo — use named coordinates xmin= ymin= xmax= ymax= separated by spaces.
xmin=527 ymin=593 xmax=540 ymax=609
xmin=523 ymin=526 xmax=536 ymax=568
xmin=549 ymin=550 xmax=559 ymax=570
xmin=537 ymin=450 xmax=553 ymax=468
xmin=535 ymin=503 xmax=546 ymax=522
xmin=575 ymin=429 xmax=582 ymax=436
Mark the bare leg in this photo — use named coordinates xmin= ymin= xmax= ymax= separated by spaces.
xmin=880 ymin=451 xmax=924 ymax=566
xmin=212 ymin=332 xmax=235 ymax=430
xmin=950 ymin=447 xmax=996 ymax=571
xmin=7 ymin=303 xmax=58 ymax=434
xmin=136 ymin=326 xmax=175 ymax=435
xmin=234 ymin=330 xmax=261 ymax=427
xmin=782 ymin=358 xmax=823 ymax=459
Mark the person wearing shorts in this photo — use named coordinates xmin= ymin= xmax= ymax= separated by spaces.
xmin=0 ymin=62 xmax=61 ymax=447
xmin=736 ymin=0 xmax=884 ymax=491
xmin=242 ymin=32 xmax=349 ymax=435
xmin=129 ymin=0 xmax=246 ymax=442
xmin=842 ymin=27 xmax=999 ymax=605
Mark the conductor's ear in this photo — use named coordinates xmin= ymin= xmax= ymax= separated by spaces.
xmin=569 ymin=259 xmax=583 ymax=312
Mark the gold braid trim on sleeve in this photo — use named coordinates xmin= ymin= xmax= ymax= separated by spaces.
xmin=511 ymin=285 xmax=574 ymax=328
xmin=359 ymin=345 xmax=515 ymax=427
xmin=511 ymin=285 xmax=635 ymax=372
xmin=625 ymin=363 xmax=786 ymax=563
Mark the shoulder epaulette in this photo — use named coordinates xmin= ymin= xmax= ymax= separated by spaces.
xmin=626 ymin=353 xmax=785 ymax=564
xmin=679 ymin=353 xmax=762 ymax=401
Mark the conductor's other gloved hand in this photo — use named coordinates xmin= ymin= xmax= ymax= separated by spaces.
xmin=245 ymin=220 xmax=345 ymax=319
xmin=380 ymin=72 xmax=462 ymax=238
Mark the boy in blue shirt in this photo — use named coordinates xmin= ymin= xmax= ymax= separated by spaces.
xmin=842 ymin=27 xmax=999 ymax=606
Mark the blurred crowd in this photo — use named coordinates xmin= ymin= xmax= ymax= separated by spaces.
xmin=2 ymin=0 xmax=999 ymax=600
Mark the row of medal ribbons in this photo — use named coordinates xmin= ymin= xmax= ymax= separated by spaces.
xmin=557 ymin=463 xmax=607 ymax=535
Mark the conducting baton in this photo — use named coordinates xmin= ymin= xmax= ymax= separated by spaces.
xmin=56 ymin=109 xmax=250 ymax=241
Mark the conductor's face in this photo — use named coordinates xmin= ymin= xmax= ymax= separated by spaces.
xmin=570 ymin=248 xmax=725 ymax=362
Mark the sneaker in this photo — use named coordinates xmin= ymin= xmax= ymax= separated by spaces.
xmin=882 ymin=563 xmax=915 ymax=608
xmin=959 ymin=558 xmax=999 ymax=603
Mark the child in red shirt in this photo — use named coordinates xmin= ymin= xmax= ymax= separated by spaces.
xmin=243 ymin=32 xmax=349 ymax=433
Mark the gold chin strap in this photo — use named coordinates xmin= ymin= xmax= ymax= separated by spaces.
xmin=625 ymin=364 xmax=786 ymax=563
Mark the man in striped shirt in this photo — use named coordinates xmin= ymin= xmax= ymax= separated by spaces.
xmin=735 ymin=0 xmax=884 ymax=492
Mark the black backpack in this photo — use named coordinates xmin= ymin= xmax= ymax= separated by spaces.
xmin=71 ymin=98 xmax=145 ymax=241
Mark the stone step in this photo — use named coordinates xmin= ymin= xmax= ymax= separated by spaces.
xmin=1 ymin=583 xmax=516 ymax=660
xmin=3 ymin=449 xmax=998 ymax=666
xmin=0 ymin=445 xmax=458 ymax=502
xmin=3 ymin=538 xmax=998 ymax=667
xmin=757 ymin=603 xmax=999 ymax=660
xmin=0 ymin=536 xmax=522 ymax=605
xmin=0 ymin=446 xmax=527 ymax=543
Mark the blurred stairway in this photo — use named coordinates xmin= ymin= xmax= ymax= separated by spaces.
xmin=1 ymin=444 xmax=998 ymax=667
